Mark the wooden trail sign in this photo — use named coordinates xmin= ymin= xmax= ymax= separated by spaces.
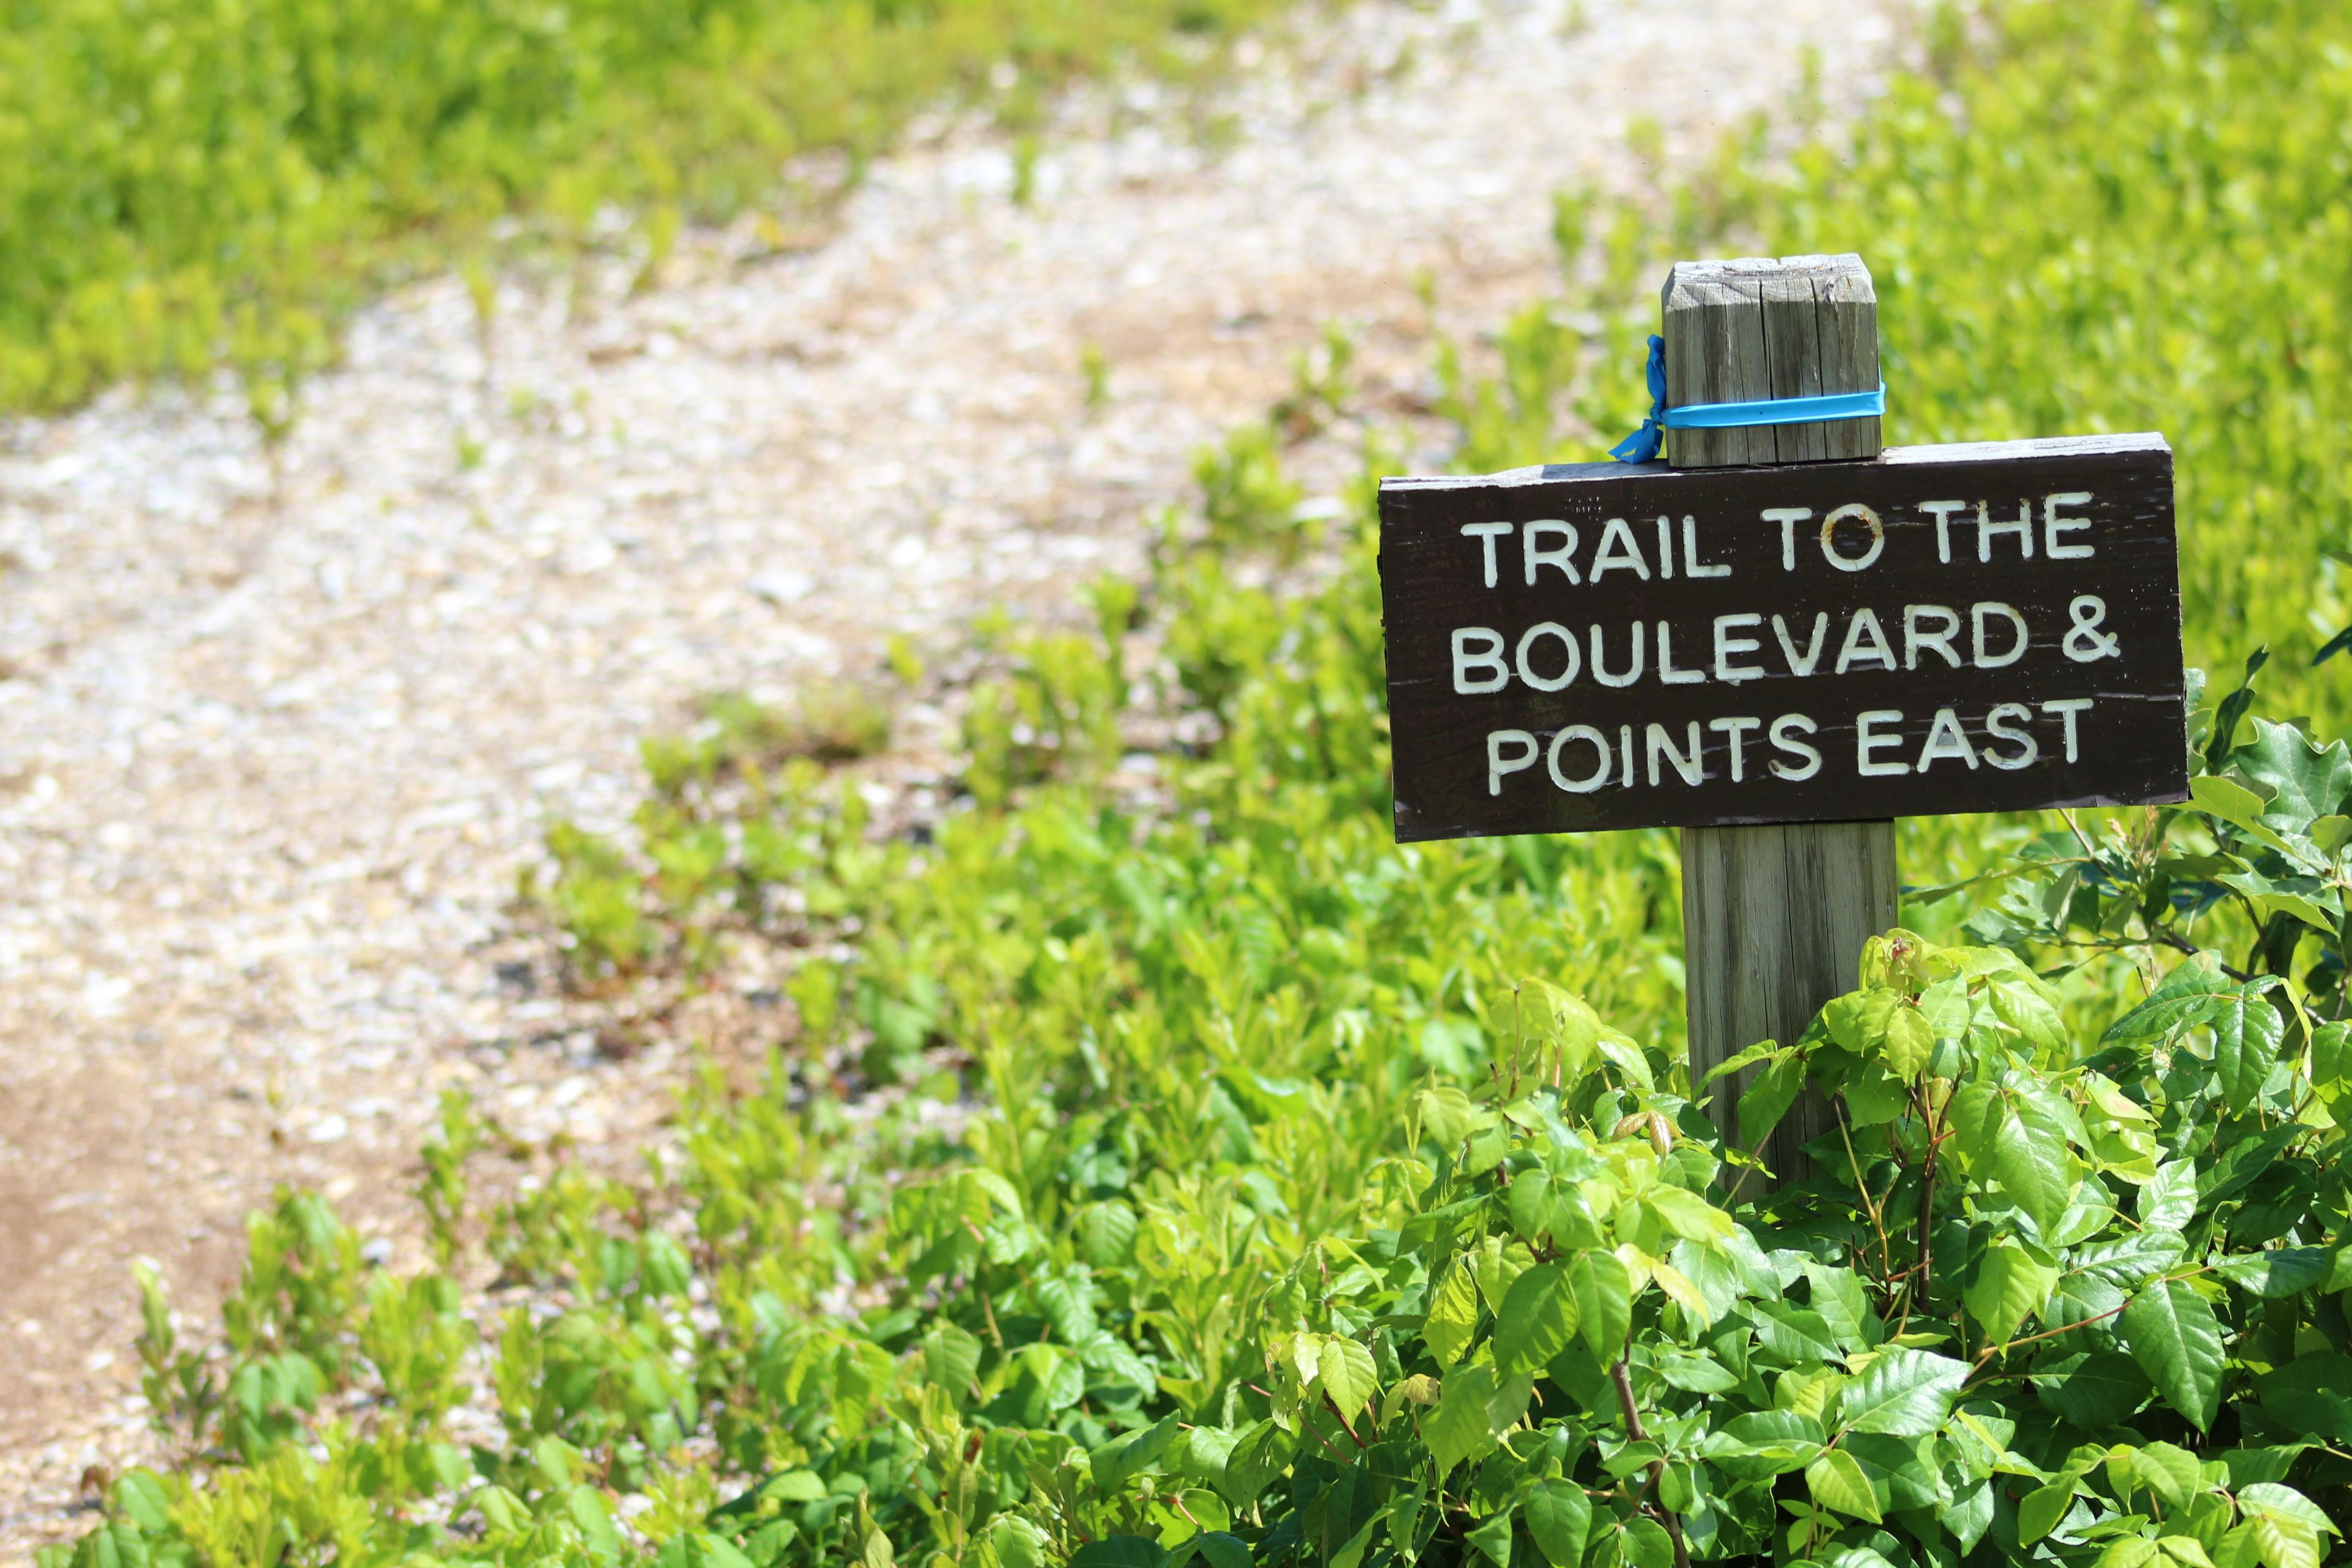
xmin=1374 ymin=254 xmax=2188 ymax=1171
xmin=1378 ymin=434 xmax=2185 ymax=840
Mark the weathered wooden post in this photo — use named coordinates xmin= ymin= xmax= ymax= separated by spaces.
xmin=1667 ymin=257 xmax=1897 ymax=1175
xmin=1374 ymin=251 xmax=2187 ymax=1181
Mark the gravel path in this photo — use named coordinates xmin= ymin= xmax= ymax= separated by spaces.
xmin=0 ymin=0 xmax=1912 ymax=1549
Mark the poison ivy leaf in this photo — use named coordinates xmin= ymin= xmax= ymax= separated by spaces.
xmin=1884 ymin=1005 xmax=1934 ymax=1082
xmin=2037 ymin=1351 xmax=2155 ymax=1429
xmin=1425 ymin=1262 xmax=1480 ymax=1368
xmin=1569 ymin=1250 xmax=1632 ymax=1357
xmin=2213 ymin=987 xmax=2289 ymax=1114
xmin=2313 ymin=1022 xmax=2352 ymax=1110
xmin=1498 ymin=1264 xmax=1580 ymax=1373
xmin=2248 ymin=1515 xmax=2323 ymax=1568
xmin=2255 ymin=1354 xmax=2352 ymax=1441
xmin=1917 ymin=976 xmax=1972 ymax=1038
xmin=1739 ymin=1054 xmax=1806 ymax=1150
xmin=1825 ymin=987 xmax=1904 ymax=1054
xmin=1319 ymin=1337 xmax=1378 ymax=1425
xmin=1464 ymin=1510 xmax=1514 ymax=1568
xmin=1472 ymin=1237 xmax=1532 ymax=1315
xmin=1654 ymin=1350 xmax=1738 ymax=1393
xmin=1069 ymin=1539 xmax=1167 ymax=1568
xmin=2018 ymin=1477 xmax=2080 ymax=1546
xmin=2104 ymin=959 xmax=2233 ymax=1042
xmin=1804 ymin=1263 xmax=1881 ymax=1352
xmin=2074 ymin=1229 xmax=2187 ymax=1288
xmin=1420 ymin=1371 xmax=1487 ymax=1473
xmin=1618 ymin=1518 xmax=1675 ymax=1568
xmin=2238 ymin=1483 xmax=2339 ymax=1537
xmin=1986 ymin=1102 xmax=2071 ymax=1238
xmin=2130 ymin=1440 xmax=2203 ymax=1508
xmin=1751 ymin=1301 xmax=1843 ymax=1366
xmin=1642 ymin=1186 xmax=1733 ymax=1246
xmin=2142 ymin=1161 xmax=2199 ymax=1231
xmin=1098 ymin=1415 xmax=1183 ymax=1493
xmin=1523 ymin=1479 xmax=1591 ymax=1568
xmin=1076 ymin=1201 xmax=1140 ymax=1267
xmin=2202 ymin=1125 xmax=2301 ymax=1208
xmin=1838 ymin=1348 xmax=1970 ymax=1437
xmin=1946 ymin=1479 xmax=1996 ymax=1553
xmin=2213 ymin=1248 xmax=2334 ymax=1298
xmin=1964 ymin=1240 xmax=2060 ymax=1346
xmin=921 ymin=1323 xmax=981 ymax=1398
xmin=1167 ymin=1535 xmax=1251 ymax=1568
xmin=2122 ymin=1278 xmax=2224 ymax=1430
xmin=1508 ymin=1170 xmax=1553 ymax=1244
xmin=1806 ymin=1448 xmax=1883 ymax=1522
xmin=1992 ymin=980 xmax=2067 ymax=1054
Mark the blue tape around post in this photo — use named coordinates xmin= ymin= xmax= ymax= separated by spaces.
xmin=1608 ymin=334 xmax=1885 ymax=463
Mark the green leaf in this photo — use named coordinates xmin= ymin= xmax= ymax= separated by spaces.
xmin=2236 ymin=719 xmax=2352 ymax=824
xmin=1805 ymin=1448 xmax=1883 ymax=1522
xmin=2037 ymin=1351 xmax=2155 ymax=1429
xmin=1751 ymin=1301 xmax=1843 ymax=1365
xmin=1992 ymin=979 xmax=2068 ymax=1053
xmin=1964 ymin=1240 xmax=2060 ymax=1346
xmin=1738 ymin=1054 xmax=1806 ymax=1150
xmin=2141 ymin=1161 xmax=2199 ymax=1231
xmin=1946 ymin=1479 xmax=1996 ymax=1552
xmin=1804 ymin=1263 xmax=1880 ymax=1352
xmin=1825 ymin=987 xmax=1903 ymax=1054
xmin=1837 ymin=1348 xmax=1970 ymax=1437
xmin=2213 ymin=1248 xmax=2334 ymax=1298
xmin=1985 ymin=1099 xmax=2071 ymax=1238
xmin=1569 ymin=1250 xmax=1632 ymax=1357
xmin=2248 ymin=1514 xmax=2323 ymax=1568
xmin=1523 ymin=1479 xmax=1591 ymax=1568
xmin=1169 ymin=1535 xmax=1251 ymax=1568
xmin=1425 ymin=1262 xmax=1481 ymax=1369
xmin=2256 ymin=1354 xmax=2352 ymax=1441
xmin=1883 ymin=1005 xmax=1934 ymax=1082
xmin=1318 ymin=1337 xmax=1378 ymax=1423
xmin=1076 ymin=1201 xmax=1140 ymax=1267
xmin=2104 ymin=959 xmax=2233 ymax=1042
xmin=2238 ymin=1483 xmax=2339 ymax=1537
xmin=2212 ymin=988 xmax=2287 ymax=1113
xmin=2121 ymin=1278 xmax=2225 ymax=1430
xmin=921 ymin=1324 xmax=981 ymax=1398
xmin=1654 ymin=1350 xmax=1738 ymax=1393
xmin=2130 ymin=1440 xmax=2203 ymax=1508
xmin=2018 ymin=1477 xmax=2080 ymax=1545
xmin=1641 ymin=1186 xmax=1733 ymax=1246
xmin=1070 ymin=1539 xmax=1168 ymax=1568
xmin=1496 ymin=1263 xmax=1580 ymax=1374
xmin=1466 ymin=1510 xmax=1514 ymax=1568
xmin=1427 ymin=1365 xmax=1508 ymax=1475
xmin=1508 ymin=1170 xmax=1555 ymax=1244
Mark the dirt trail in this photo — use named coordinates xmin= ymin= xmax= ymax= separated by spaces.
xmin=0 ymin=0 xmax=1912 ymax=1550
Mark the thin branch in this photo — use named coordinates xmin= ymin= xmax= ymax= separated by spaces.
xmin=1611 ymin=1357 xmax=1692 ymax=1568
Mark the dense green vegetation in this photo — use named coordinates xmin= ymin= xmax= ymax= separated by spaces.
xmin=0 ymin=0 xmax=1287 ymax=418
xmin=45 ymin=1 xmax=2352 ymax=1566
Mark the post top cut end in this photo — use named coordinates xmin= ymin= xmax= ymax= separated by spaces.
xmin=1662 ymin=252 xmax=1875 ymax=312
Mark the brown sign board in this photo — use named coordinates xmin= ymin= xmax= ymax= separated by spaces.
xmin=1377 ymin=433 xmax=2187 ymax=843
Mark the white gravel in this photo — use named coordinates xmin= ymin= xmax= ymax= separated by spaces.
xmin=0 ymin=0 xmax=1915 ymax=1548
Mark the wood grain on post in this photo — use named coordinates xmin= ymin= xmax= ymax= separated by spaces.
xmin=1665 ymin=254 xmax=1898 ymax=1178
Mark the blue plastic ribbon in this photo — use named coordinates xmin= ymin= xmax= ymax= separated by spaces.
xmin=1610 ymin=334 xmax=1886 ymax=462
xmin=1608 ymin=336 xmax=1672 ymax=462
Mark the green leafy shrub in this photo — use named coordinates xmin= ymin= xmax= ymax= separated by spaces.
xmin=0 ymin=0 xmax=1296 ymax=415
xmin=45 ymin=1 xmax=2352 ymax=1565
